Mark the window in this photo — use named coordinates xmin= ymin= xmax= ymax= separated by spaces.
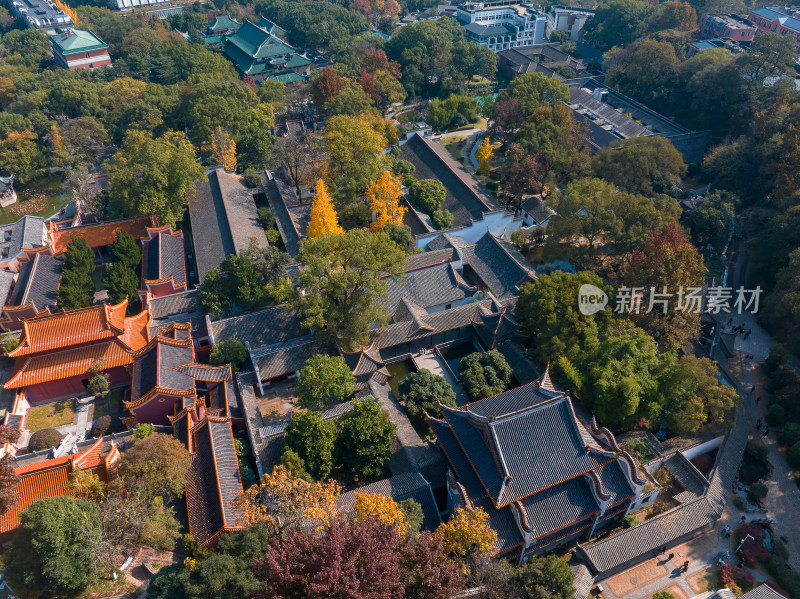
xmin=3 ymin=231 xmax=11 ymax=242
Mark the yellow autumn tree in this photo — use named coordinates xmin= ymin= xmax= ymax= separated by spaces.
xmin=211 ymin=126 xmax=236 ymax=171
xmin=476 ymin=137 xmax=493 ymax=177
xmin=353 ymin=492 xmax=408 ymax=535
xmin=54 ymin=0 xmax=77 ymax=23
xmin=307 ymin=179 xmax=344 ymax=238
xmin=367 ymin=170 xmax=406 ymax=232
xmin=434 ymin=505 xmax=497 ymax=559
xmin=231 ymin=465 xmax=340 ymax=535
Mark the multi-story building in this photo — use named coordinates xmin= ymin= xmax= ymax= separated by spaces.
xmin=749 ymin=6 xmax=800 ymax=54
xmin=457 ymin=0 xmax=546 ymax=52
xmin=698 ymin=13 xmax=757 ymax=42
xmin=222 ymin=20 xmax=312 ymax=83
xmin=50 ymin=29 xmax=111 ymax=70
xmin=8 ymin=0 xmax=72 ymax=34
xmin=545 ymin=5 xmax=594 ymax=42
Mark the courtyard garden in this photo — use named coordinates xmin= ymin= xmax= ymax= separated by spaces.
xmin=26 ymin=400 xmax=75 ymax=432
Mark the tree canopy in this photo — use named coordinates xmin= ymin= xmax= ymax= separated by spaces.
xmin=296 ymin=354 xmax=356 ymax=410
xmin=285 ymin=409 xmax=337 ymax=480
xmin=335 ymin=396 xmax=397 ymax=479
xmin=458 ymin=350 xmax=513 ymax=402
xmin=398 ymin=368 xmax=457 ymax=426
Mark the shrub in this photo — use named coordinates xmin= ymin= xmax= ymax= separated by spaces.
xmin=2 ymin=337 xmax=19 ymax=354
xmin=458 ymin=350 xmax=513 ymax=402
xmin=409 ymin=179 xmax=446 ymax=213
xmin=209 ymin=339 xmax=249 ymax=372
xmin=243 ymin=168 xmax=261 ymax=188
xmin=621 ymin=514 xmax=638 ymax=528
xmin=788 ymin=442 xmax=800 ymax=469
xmin=733 ymin=495 xmax=746 ymax=510
xmin=398 ymin=369 xmax=457 ymax=426
xmin=763 ymin=555 xmax=800 ymax=598
xmin=431 ymin=209 xmax=453 ymax=230
xmin=748 ymin=482 xmax=768 ymax=502
xmin=87 ymin=373 xmax=109 ymax=397
xmin=781 ymin=422 xmax=800 ymax=448
xmin=182 ymin=533 xmax=211 ymax=560
xmin=392 ymin=159 xmax=415 ymax=176
xmin=772 ymin=538 xmax=790 ymax=561
xmin=258 ymin=205 xmax=275 ymax=229
xmin=90 ymin=415 xmax=111 ymax=438
xmin=746 ymin=440 xmax=768 ymax=459
xmin=653 ymin=593 xmax=675 ymax=599
xmin=133 ymin=422 xmax=154 ymax=441
xmin=767 ymin=404 xmax=786 ymax=427
xmin=763 ymin=344 xmax=787 ymax=374
xmin=28 ymin=428 xmax=63 ymax=452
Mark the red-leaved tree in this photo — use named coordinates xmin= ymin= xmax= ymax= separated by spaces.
xmin=311 ymin=68 xmax=345 ymax=108
xmin=255 ymin=516 xmax=464 ymax=599
xmin=0 ymin=424 xmax=21 ymax=516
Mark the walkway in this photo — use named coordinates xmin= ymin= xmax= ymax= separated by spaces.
xmin=55 ymin=398 xmax=92 ymax=438
xmin=412 ymin=350 xmax=469 ymax=405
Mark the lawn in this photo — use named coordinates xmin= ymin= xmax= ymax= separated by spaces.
xmin=0 ymin=174 xmax=70 ymax=226
xmin=26 ymin=400 xmax=76 ymax=432
xmin=700 ymin=248 xmax=725 ymax=281
xmin=92 ymin=389 xmax=122 ymax=419
xmin=443 ymin=137 xmax=467 ymax=163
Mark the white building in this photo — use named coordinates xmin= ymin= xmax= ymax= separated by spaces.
xmin=545 ymin=5 xmax=594 ymax=42
xmin=457 ymin=0 xmax=546 ymax=52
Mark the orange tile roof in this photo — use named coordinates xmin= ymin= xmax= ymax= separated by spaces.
xmin=49 ymin=216 xmax=154 ymax=256
xmin=0 ymin=439 xmax=104 ymax=538
xmin=5 ymin=340 xmax=134 ymax=388
xmin=9 ymin=300 xmax=151 ymax=358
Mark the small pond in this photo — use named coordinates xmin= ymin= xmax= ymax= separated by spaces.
xmin=440 ymin=343 xmax=476 ymax=380
xmin=387 ymin=359 xmax=417 ymax=399
xmin=739 ymin=450 xmax=771 ymax=486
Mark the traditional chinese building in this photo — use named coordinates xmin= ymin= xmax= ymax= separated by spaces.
xmin=0 ymin=437 xmax=121 ymax=541
xmin=430 ymin=371 xmax=655 ymax=562
xmin=50 ymin=29 xmax=111 ymax=70
xmin=0 ymin=253 xmax=62 ymax=332
xmin=222 ymin=20 xmax=312 ymax=83
xmin=138 ymin=225 xmax=187 ymax=301
xmin=4 ymin=299 xmax=151 ymax=402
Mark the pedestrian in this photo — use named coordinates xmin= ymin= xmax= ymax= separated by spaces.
xmin=750 ymin=385 xmax=756 ymax=394
xmin=426 ymin=343 xmax=430 ymax=352
xmin=741 ymin=515 xmax=747 ymax=523
xmin=660 ymin=545 xmax=667 ymax=554
xmin=668 ymin=553 xmax=674 ymax=561
xmin=756 ymin=397 xmax=761 ymax=404
xmin=682 ymin=561 xmax=689 ymax=573
xmin=756 ymin=419 xmax=762 ymax=429
xmin=762 ymin=426 xmax=769 ymax=437
xmin=718 ymin=558 xmax=725 ymax=567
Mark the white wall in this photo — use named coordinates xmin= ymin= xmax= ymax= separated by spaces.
xmin=416 ymin=210 xmax=524 ymax=249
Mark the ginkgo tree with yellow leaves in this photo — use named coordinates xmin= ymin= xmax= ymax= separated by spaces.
xmin=476 ymin=137 xmax=493 ymax=177
xmin=211 ymin=126 xmax=236 ymax=172
xmin=353 ymin=492 xmax=408 ymax=535
xmin=434 ymin=505 xmax=497 ymax=559
xmin=307 ymin=179 xmax=344 ymax=238
xmin=367 ymin=170 xmax=406 ymax=232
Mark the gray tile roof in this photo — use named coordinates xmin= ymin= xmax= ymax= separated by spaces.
xmin=185 ymin=417 xmax=245 ymax=544
xmin=399 ymin=134 xmax=497 ymax=229
xmin=211 ymin=305 xmax=308 ymax=350
xmin=521 ymin=196 xmax=555 ymax=225
xmin=739 ymin=585 xmax=786 ymax=599
xmin=189 ymin=170 xmax=268 ymax=282
xmin=383 ymin=263 xmax=476 ymax=316
xmin=174 ymin=364 xmax=231 ymax=382
xmin=519 ymin=476 xmax=599 ymax=540
xmin=375 ymin=299 xmax=489 ymax=350
xmin=264 ymin=176 xmax=304 ymax=257
xmin=461 ymin=233 xmax=536 ymax=302
xmin=0 ymin=216 xmax=45 ymax=260
xmin=570 ymin=561 xmax=595 ymax=599
xmin=664 ymin=452 xmax=709 ymax=501
xmin=404 ymin=248 xmax=458 ymax=271
xmin=9 ymin=254 xmax=62 ymax=310
xmin=131 ymin=338 xmax=194 ymax=401
xmin=0 ymin=269 xmax=13 ymax=309
xmin=335 ymin=472 xmax=442 ymax=532
xmin=252 ymin=336 xmax=333 ymax=380
xmin=149 ymin=289 xmax=208 ymax=338
xmin=142 ymin=231 xmax=186 ymax=285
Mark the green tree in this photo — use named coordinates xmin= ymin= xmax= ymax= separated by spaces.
xmin=591 ymin=137 xmax=687 ymax=196
xmin=28 ymin=428 xmax=63 ymax=452
xmin=397 ymin=498 xmax=424 ymax=538
xmin=0 ymin=130 xmax=45 ymax=184
xmin=8 ymin=496 xmax=102 ymax=595
xmin=209 ymin=339 xmax=248 ymax=372
xmin=398 ymin=368 xmax=457 ymax=425
xmin=107 ymin=129 xmax=205 ymax=227
xmin=296 ymin=354 xmax=356 ymax=410
xmin=512 ymin=555 xmax=575 ymax=599
xmin=496 ymin=73 xmax=570 ymax=117
xmin=604 ymin=41 xmax=680 ymax=115
xmin=686 ymin=190 xmax=738 ymax=250
xmin=408 ymin=178 xmax=447 ymax=213
xmin=322 ymin=114 xmax=388 ymax=203
xmin=285 ymin=410 xmax=336 ymax=480
xmin=87 ymin=373 xmax=110 ymax=397
xmin=584 ymin=325 xmax=665 ymax=428
xmin=104 ymin=262 xmax=140 ymax=307
xmin=458 ymin=350 xmax=513 ymax=402
xmin=55 ymin=268 xmax=95 ymax=312
xmin=659 ymin=355 xmax=739 ymax=435
xmin=763 ymin=248 xmax=800 ymax=354
xmin=292 ymin=230 xmax=407 ymax=351
xmin=110 ymin=230 xmax=142 ymax=270
xmin=335 ymin=396 xmax=397 ymax=479
xmin=119 ymin=432 xmax=191 ymax=502
xmin=133 ymin=422 xmax=154 ymax=441
xmin=279 ymin=448 xmax=313 ymax=482
xmin=583 ymin=0 xmax=656 ymax=49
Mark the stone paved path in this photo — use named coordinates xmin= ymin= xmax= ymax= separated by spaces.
xmin=54 ymin=398 xmax=92 ymax=438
